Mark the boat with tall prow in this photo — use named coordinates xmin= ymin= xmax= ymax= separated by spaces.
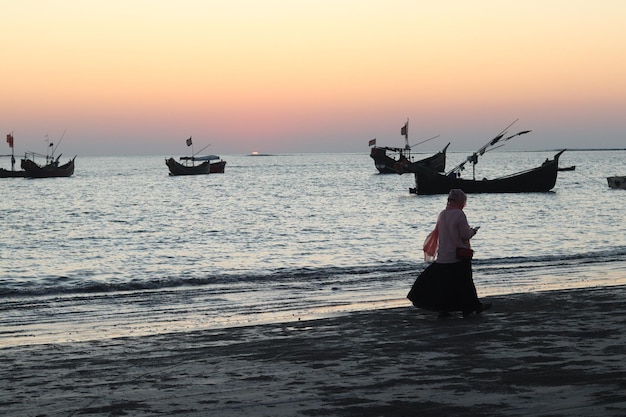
xmin=408 ymin=121 xmax=565 ymax=194
xmin=7 ymin=131 xmax=76 ymax=178
xmin=166 ymin=137 xmax=226 ymax=176
xmin=369 ymin=119 xmax=449 ymax=174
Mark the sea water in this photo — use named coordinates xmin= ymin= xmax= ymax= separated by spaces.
xmin=1 ymin=150 xmax=625 ymax=346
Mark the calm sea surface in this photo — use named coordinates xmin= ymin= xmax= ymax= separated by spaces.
xmin=1 ymin=150 xmax=625 ymax=346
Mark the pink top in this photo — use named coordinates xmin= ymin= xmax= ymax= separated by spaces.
xmin=435 ymin=207 xmax=476 ymax=264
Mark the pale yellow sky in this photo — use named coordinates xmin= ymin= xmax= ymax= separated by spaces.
xmin=2 ymin=1 xmax=625 ymax=155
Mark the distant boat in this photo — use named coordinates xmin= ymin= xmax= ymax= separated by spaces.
xmin=166 ymin=136 xmax=226 ymax=176
xmin=165 ymin=155 xmax=226 ymax=176
xmin=369 ymin=119 xmax=447 ymax=174
xmin=12 ymin=131 xmax=76 ymax=178
xmin=558 ymin=165 xmax=576 ymax=172
xmin=607 ymin=176 xmax=626 ymax=190
xmin=21 ymin=154 xmax=76 ymax=178
xmin=0 ymin=166 xmax=26 ymax=178
xmin=370 ymin=143 xmax=449 ymax=175
xmin=1 ymin=132 xmax=26 ymax=177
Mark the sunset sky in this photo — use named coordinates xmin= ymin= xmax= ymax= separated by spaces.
xmin=2 ymin=1 xmax=625 ymax=156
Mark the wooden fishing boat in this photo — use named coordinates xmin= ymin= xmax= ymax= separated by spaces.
xmin=21 ymin=155 xmax=75 ymax=178
xmin=1 ymin=133 xmax=26 ymax=177
xmin=0 ymin=167 xmax=26 ymax=178
xmin=166 ymin=155 xmax=226 ymax=176
xmin=607 ymin=176 xmax=626 ymax=190
xmin=369 ymin=119 xmax=447 ymax=174
xmin=408 ymin=121 xmax=565 ymax=194
xmin=5 ymin=131 xmax=75 ymax=178
xmin=409 ymin=150 xmax=565 ymax=194
xmin=166 ymin=137 xmax=226 ymax=176
xmin=166 ymin=157 xmax=209 ymax=175
xmin=371 ymin=143 xmax=449 ymax=174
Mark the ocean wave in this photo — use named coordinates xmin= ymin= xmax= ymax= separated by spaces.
xmin=473 ymin=247 xmax=626 ymax=271
xmin=2 ymin=248 xmax=625 ymax=298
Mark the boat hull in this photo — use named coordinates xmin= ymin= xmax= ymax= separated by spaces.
xmin=410 ymin=151 xmax=564 ymax=195
xmin=166 ymin=158 xmax=210 ymax=175
xmin=209 ymin=160 xmax=226 ymax=174
xmin=607 ymin=176 xmax=626 ymax=190
xmin=166 ymin=157 xmax=227 ymax=176
xmin=21 ymin=157 xmax=75 ymax=178
xmin=0 ymin=168 xmax=26 ymax=178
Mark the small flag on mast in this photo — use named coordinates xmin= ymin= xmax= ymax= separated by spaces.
xmin=401 ymin=121 xmax=408 ymax=139
xmin=186 ymin=137 xmax=192 ymax=147
xmin=368 ymin=138 xmax=376 ymax=146
xmin=6 ymin=134 xmax=13 ymax=148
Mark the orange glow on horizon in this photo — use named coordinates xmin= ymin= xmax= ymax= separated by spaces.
xmin=2 ymin=1 xmax=625 ymax=155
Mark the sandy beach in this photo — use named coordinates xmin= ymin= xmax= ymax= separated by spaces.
xmin=2 ymin=285 xmax=626 ymax=417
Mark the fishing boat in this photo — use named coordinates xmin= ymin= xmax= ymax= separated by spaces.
xmin=408 ymin=121 xmax=565 ymax=194
xmin=0 ymin=167 xmax=26 ymax=178
xmin=0 ymin=156 xmax=26 ymax=178
xmin=16 ymin=131 xmax=75 ymax=178
xmin=607 ymin=176 xmax=626 ymax=190
xmin=371 ymin=143 xmax=449 ymax=174
xmin=392 ymin=143 xmax=450 ymax=175
xmin=21 ymin=155 xmax=76 ymax=178
xmin=165 ymin=155 xmax=226 ymax=176
xmin=410 ymin=150 xmax=565 ymax=194
xmin=1 ymin=133 xmax=26 ymax=177
xmin=166 ymin=137 xmax=226 ymax=176
xmin=369 ymin=119 xmax=447 ymax=174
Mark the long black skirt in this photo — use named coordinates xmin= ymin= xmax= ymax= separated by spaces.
xmin=407 ymin=260 xmax=480 ymax=313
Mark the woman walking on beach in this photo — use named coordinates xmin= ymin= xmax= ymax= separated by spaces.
xmin=407 ymin=189 xmax=491 ymax=318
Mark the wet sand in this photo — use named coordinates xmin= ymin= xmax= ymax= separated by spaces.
xmin=2 ymin=285 xmax=626 ymax=416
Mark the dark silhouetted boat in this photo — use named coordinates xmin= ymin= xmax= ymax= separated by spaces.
xmin=369 ymin=119 xmax=447 ymax=174
xmin=166 ymin=155 xmax=226 ymax=176
xmin=1 ymin=133 xmax=26 ymax=177
xmin=166 ymin=136 xmax=226 ymax=176
xmin=607 ymin=176 xmax=626 ymax=190
xmin=370 ymin=143 xmax=449 ymax=174
xmin=16 ymin=131 xmax=75 ymax=178
xmin=408 ymin=121 xmax=565 ymax=194
xmin=0 ymin=167 xmax=25 ymax=178
xmin=410 ymin=150 xmax=565 ymax=194
xmin=21 ymin=155 xmax=76 ymax=178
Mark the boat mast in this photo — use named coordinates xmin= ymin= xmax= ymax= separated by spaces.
xmin=186 ymin=136 xmax=194 ymax=166
xmin=192 ymin=143 xmax=211 ymax=157
xmin=6 ymin=132 xmax=16 ymax=170
xmin=445 ymin=120 xmax=531 ymax=179
xmin=50 ymin=129 xmax=66 ymax=164
xmin=401 ymin=118 xmax=409 ymax=159
xmin=44 ymin=130 xmax=66 ymax=165
xmin=402 ymin=118 xmax=409 ymax=150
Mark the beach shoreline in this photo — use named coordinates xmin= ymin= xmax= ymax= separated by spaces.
xmin=2 ymin=285 xmax=626 ymax=416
